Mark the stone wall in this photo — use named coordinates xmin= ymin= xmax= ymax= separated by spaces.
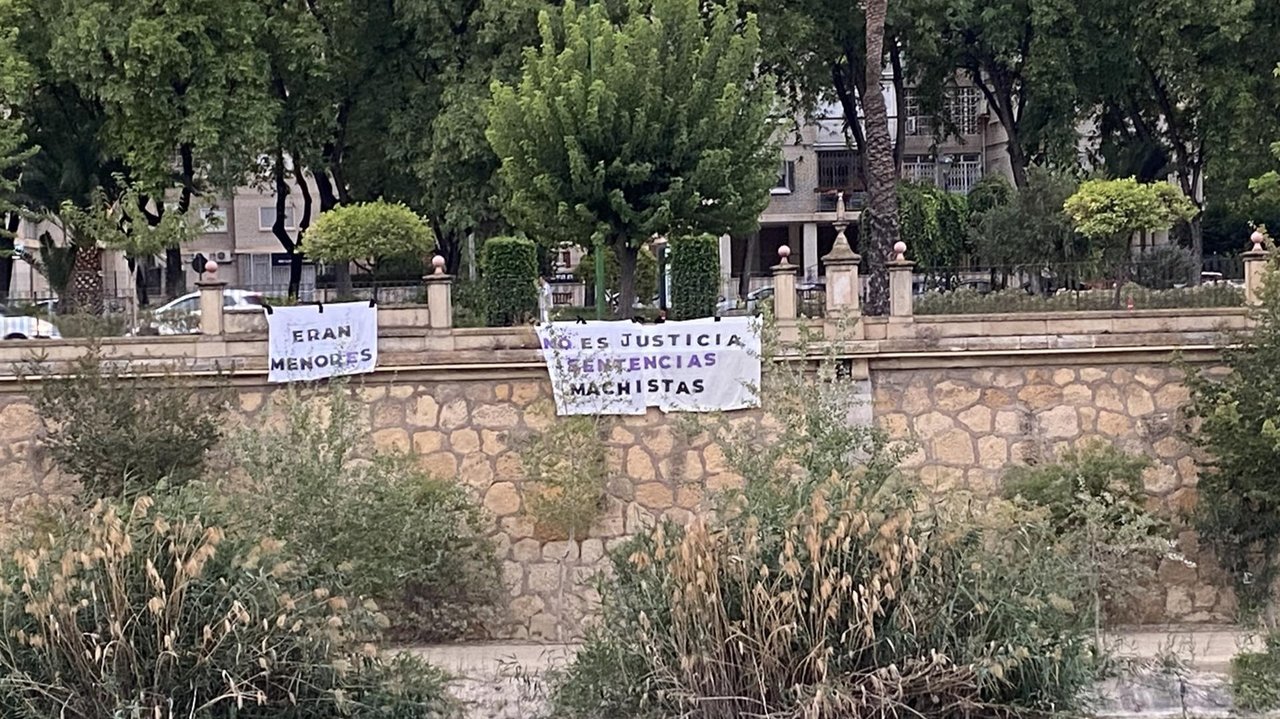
xmin=0 ymin=355 xmax=1237 ymax=638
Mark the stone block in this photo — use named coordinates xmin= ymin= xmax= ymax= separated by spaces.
xmin=510 ymin=595 xmax=545 ymax=622
xmin=439 ymin=399 xmax=468 ymax=430
xmin=543 ymin=540 xmax=579 ymax=561
xmin=676 ymin=486 xmax=703 ymax=510
xmin=994 ymin=410 xmax=1022 ymax=435
xmin=634 ymin=482 xmax=674 ymax=509
xmin=527 ymin=564 xmax=562 ymax=593
xmin=511 ymin=381 xmax=543 ymax=407
xmin=919 ymin=466 xmax=963 ymax=492
xmin=981 ymin=388 xmax=1014 ymax=408
xmin=626 ymin=447 xmax=656 ymax=481
xmin=915 ymin=411 xmax=955 ymax=438
xmin=879 ymin=413 xmax=910 ymax=439
xmin=238 ymin=392 xmax=263 ymax=413
xmin=706 ymin=473 xmax=745 ymax=493
xmin=473 ymin=404 xmax=519 ymax=430
xmin=1125 ymin=386 xmax=1156 ymax=416
xmin=901 ymin=385 xmax=930 ymax=414
xmin=410 ymin=395 xmax=440 ymax=427
xmin=450 ymin=429 xmax=481 ymax=454
xmin=371 ymin=428 xmax=410 ymax=452
xmin=957 ymin=405 xmax=992 ymax=433
xmin=1052 ymin=368 xmax=1077 ymax=386
xmin=1143 ymin=465 xmax=1179 ymax=496
xmin=703 ymin=444 xmax=728 ymax=474
xmin=1157 ymin=557 xmax=1199 ymax=586
xmin=511 ymin=538 xmax=542 ymax=562
xmin=459 ymin=454 xmax=495 ymax=489
xmin=934 ymin=381 xmax=981 ymax=412
xmin=580 ymin=538 xmax=606 ymax=564
xmin=1095 ymin=385 xmax=1125 ymax=413
xmin=1079 ymin=367 xmax=1107 ymax=383
xmin=933 ymin=428 xmax=976 ymax=465
xmin=495 ymin=452 xmax=524 ymax=480
xmin=1165 ymin=586 xmax=1193 ymax=617
xmin=644 ymin=427 xmax=675 ymax=457
xmin=420 ymin=451 xmax=458 ymax=478
xmin=1037 ymin=405 xmax=1079 ymax=439
xmin=1018 ymin=384 xmax=1062 ymax=410
xmin=528 ymin=613 xmax=561 ymax=640
xmin=484 ymin=482 xmax=522 ymax=516
xmin=412 ymin=431 xmax=444 ymax=454
xmin=1097 ymin=411 xmax=1131 ymax=437
xmin=977 ymin=436 xmax=1008 ymax=469
xmin=1062 ymin=384 xmax=1093 ymax=405
xmin=1155 ymin=384 xmax=1191 ymax=411
xmin=502 ymin=561 xmax=525 ymax=593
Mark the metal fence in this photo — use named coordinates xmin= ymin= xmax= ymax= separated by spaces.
xmin=912 ymin=255 xmax=1246 ymax=314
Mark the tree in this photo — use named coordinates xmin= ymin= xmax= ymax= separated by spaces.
xmin=47 ymin=0 xmax=276 ymax=297
xmin=898 ymin=181 xmax=970 ymax=269
xmin=971 ymin=169 xmax=1086 ymax=292
xmin=305 ymin=201 xmax=436 ymax=284
xmin=487 ymin=0 xmax=775 ymax=318
xmin=1082 ymin=0 xmax=1255 ymax=271
xmin=929 ymin=0 xmax=1088 ymax=189
xmin=1064 ymin=177 xmax=1196 ymax=302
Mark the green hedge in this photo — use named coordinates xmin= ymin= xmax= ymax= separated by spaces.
xmin=669 ymin=234 xmax=720 ymax=320
xmin=481 ymin=237 xmax=539 ymax=326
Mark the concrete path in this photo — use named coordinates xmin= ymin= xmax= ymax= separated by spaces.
xmin=405 ymin=627 xmax=1270 ymax=718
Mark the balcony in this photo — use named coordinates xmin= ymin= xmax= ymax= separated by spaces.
xmin=815 ymin=190 xmax=869 ymax=213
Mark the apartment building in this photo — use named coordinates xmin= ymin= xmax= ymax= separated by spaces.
xmin=723 ymin=81 xmax=1007 ymax=295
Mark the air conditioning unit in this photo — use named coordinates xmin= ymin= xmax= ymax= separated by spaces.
xmin=210 ymin=250 xmax=234 ymax=263
xmin=904 ymin=116 xmax=918 ymax=135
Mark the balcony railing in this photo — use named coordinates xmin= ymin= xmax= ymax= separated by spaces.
xmin=816 ymin=190 xmax=869 ymax=213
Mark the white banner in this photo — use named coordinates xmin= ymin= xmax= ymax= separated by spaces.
xmin=537 ymin=317 xmax=762 ymax=416
xmin=267 ymin=301 xmax=378 ymax=383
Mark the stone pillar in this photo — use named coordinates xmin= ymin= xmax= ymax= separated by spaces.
xmin=822 ymin=192 xmax=861 ymax=317
xmin=718 ymin=233 xmax=733 ymax=296
xmin=1244 ymin=229 xmax=1270 ymax=306
xmin=771 ymin=245 xmax=797 ymax=320
xmin=196 ymin=260 xmax=226 ymax=335
xmin=424 ymin=255 xmax=454 ymax=329
xmin=802 ymin=222 xmax=819 ymax=281
xmin=888 ymin=241 xmax=915 ymax=318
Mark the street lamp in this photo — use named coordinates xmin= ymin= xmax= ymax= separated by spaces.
xmin=653 ymin=236 xmax=669 ymax=318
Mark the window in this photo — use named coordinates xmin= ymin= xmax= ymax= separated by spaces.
xmin=903 ymin=89 xmax=931 ymax=137
xmin=946 ymin=87 xmax=981 ymax=136
xmin=258 ymin=205 xmax=296 ymax=231
xmin=202 ymin=207 xmax=228 ymax=233
xmin=816 ymin=150 xmax=864 ymax=191
xmin=945 ymin=153 xmax=983 ymax=194
xmin=902 ymin=155 xmax=937 ymax=185
xmin=164 ymin=296 xmax=199 ymax=314
xmin=772 ymin=160 xmax=796 ymax=195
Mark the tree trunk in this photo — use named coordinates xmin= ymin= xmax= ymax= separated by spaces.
xmin=861 ymin=0 xmax=898 ymax=316
xmin=615 ymin=241 xmax=638 ymax=320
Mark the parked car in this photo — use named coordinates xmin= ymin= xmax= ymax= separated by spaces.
xmin=0 ymin=306 xmax=60 ymax=339
xmin=133 ymin=289 xmax=265 ymax=335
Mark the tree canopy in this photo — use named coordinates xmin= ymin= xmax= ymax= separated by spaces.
xmin=487 ymin=0 xmax=776 ymax=316
xmin=306 ymin=201 xmax=436 ymax=273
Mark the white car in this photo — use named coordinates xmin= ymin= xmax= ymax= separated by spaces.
xmin=140 ymin=289 xmax=265 ymax=335
xmin=0 ymin=307 xmax=60 ymax=339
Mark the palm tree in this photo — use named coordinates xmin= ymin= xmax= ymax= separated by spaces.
xmin=861 ymin=0 xmax=900 ymax=315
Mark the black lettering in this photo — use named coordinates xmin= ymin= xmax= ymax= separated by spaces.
xmin=338 ymin=325 xmax=352 ymax=339
xmin=697 ymin=334 xmax=710 ymax=347
xmin=650 ymin=334 xmax=663 ymax=348
xmin=620 ymin=334 xmax=632 ymax=347
xmin=582 ymin=337 xmax=593 ymax=350
xmin=271 ymin=358 xmax=287 ymax=371
xmin=675 ymin=381 xmax=692 ymax=394
xmin=647 ymin=379 xmax=660 ymax=392
xmin=728 ymin=334 xmax=743 ymax=347
xmin=360 ymin=348 xmax=373 ymax=362
xmin=692 ymin=379 xmax=705 ymax=392
xmin=306 ymin=329 xmax=321 ymax=341
xmin=292 ymin=330 xmax=304 ymax=342
xmin=597 ymin=337 xmax=609 ymax=349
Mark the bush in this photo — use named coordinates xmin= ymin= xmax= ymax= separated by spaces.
xmin=1232 ymin=633 xmax=1280 ymax=713
xmin=306 ymin=200 xmax=437 ymax=275
xmin=482 ymin=236 xmax=539 ymax=326
xmin=1185 ymin=252 xmax=1280 ymax=615
xmin=549 ymin=341 xmax=1099 ymax=718
xmin=1003 ymin=442 xmax=1171 ymax=637
xmin=0 ymin=496 xmax=455 ymax=718
xmin=668 ymin=234 xmax=720 ymax=320
xmin=1133 ymin=245 xmax=1196 ymax=289
xmin=219 ymin=385 xmax=501 ymax=642
xmin=451 ymin=276 xmax=489 ymax=327
xmin=27 ymin=350 xmax=225 ymax=499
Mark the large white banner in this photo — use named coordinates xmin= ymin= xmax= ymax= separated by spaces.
xmin=537 ymin=317 xmax=762 ymax=416
xmin=267 ymin=301 xmax=378 ymax=383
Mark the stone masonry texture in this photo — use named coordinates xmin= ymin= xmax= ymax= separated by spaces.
xmin=0 ymin=359 xmax=1236 ymax=638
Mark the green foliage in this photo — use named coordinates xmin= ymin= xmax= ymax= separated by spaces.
xmin=575 ymin=245 xmax=659 ymax=306
xmin=1003 ymin=442 xmax=1169 ymax=634
xmin=550 ymin=337 xmax=1099 ymax=718
xmin=307 ymin=201 xmax=437 ymax=272
xmin=451 ymin=277 xmax=490 ymax=328
xmin=520 ymin=414 xmax=607 ymax=540
xmin=1134 ymin=246 xmax=1197 ymax=290
xmin=487 ymin=0 xmax=776 ymax=310
xmin=481 ymin=236 xmax=539 ymax=326
xmin=27 ymin=351 xmax=225 ymax=499
xmin=1232 ymin=633 xmax=1280 ymax=713
xmin=219 ymin=385 xmax=502 ymax=643
xmin=967 ymin=174 xmax=1015 ymax=215
xmin=668 ymin=234 xmax=720 ymax=320
xmin=1185 ymin=253 xmax=1280 ymax=615
xmin=0 ymin=496 xmax=456 ymax=718
xmin=1065 ymin=178 xmax=1197 ymax=243
xmin=898 ymin=181 xmax=971 ymax=268
xmin=972 ymin=169 xmax=1088 ymax=269
xmin=914 ymin=283 xmax=1244 ymax=314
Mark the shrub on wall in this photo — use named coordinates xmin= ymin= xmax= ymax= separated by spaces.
xmin=26 ymin=350 xmax=225 ymax=499
xmin=219 ymin=385 xmax=501 ymax=642
xmin=668 ymin=234 xmax=720 ymax=320
xmin=306 ymin=200 xmax=436 ymax=275
xmin=0 ymin=496 xmax=454 ymax=718
xmin=1185 ymin=250 xmax=1280 ymax=617
xmin=482 ymin=236 xmax=539 ymax=326
xmin=574 ymin=245 xmax=658 ymax=309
